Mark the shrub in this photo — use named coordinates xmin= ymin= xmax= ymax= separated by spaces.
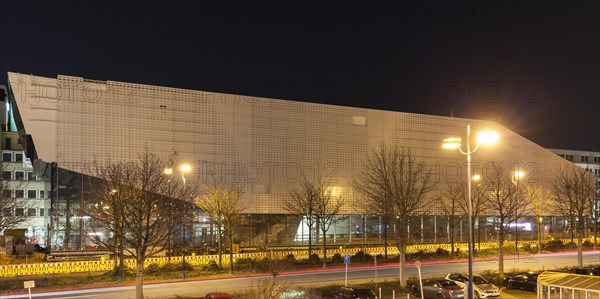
xmin=521 ymin=243 xmax=531 ymax=252
xmin=203 ymin=260 xmax=219 ymax=272
xmin=352 ymin=251 xmax=372 ymax=262
xmin=544 ymin=239 xmax=564 ymax=250
xmin=145 ymin=263 xmax=160 ymax=275
xmin=435 ymin=248 xmax=450 ymax=257
xmin=285 ymin=254 xmax=296 ymax=263
xmin=235 ymin=258 xmax=256 ymax=271
xmin=332 ymin=253 xmax=343 ymax=263
xmin=565 ymin=241 xmax=577 ymax=248
xmin=308 ymin=253 xmax=321 ymax=263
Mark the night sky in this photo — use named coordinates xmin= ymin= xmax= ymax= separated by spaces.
xmin=1 ymin=0 xmax=598 ymax=151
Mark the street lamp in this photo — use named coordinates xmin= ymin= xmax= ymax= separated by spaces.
xmin=443 ymin=125 xmax=498 ymax=299
xmin=512 ymin=170 xmax=524 ymax=257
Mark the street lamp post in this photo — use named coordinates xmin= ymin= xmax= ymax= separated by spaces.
xmin=538 ymin=217 xmax=543 ymax=254
xmin=443 ymin=125 xmax=498 ymax=299
xmin=512 ymin=170 xmax=524 ymax=257
xmin=164 ymin=164 xmax=191 ymax=279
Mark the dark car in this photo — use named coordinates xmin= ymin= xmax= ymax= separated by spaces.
xmin=503 ymin=272 xmax=541 ymax=292
xmin=329 ymin=285 xmax=379 ymax=299
xmin=205 ymin=293 xmax=232 ymax=299
xmin=569 ymin=268 xmax=600 ymax=276
xmin=412 ymin=279 xmax=464 ymax=299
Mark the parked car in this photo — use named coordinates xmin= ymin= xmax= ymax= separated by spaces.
xmin=205 ymin=293 xmax=232 ymax=299
xmin=569 ymin=268 xmax=600 ymax=276
xmin=445 ymin=273 xmax=500 ymax=298
xmin=412 ymin=279 xmax=465 ymax=299
xmin=329 ymin=285 xmax=379 ymax=299
xmin=503 ymin=271 xmax=541 ymax=292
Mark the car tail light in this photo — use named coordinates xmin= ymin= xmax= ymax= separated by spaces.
xmin=448 ymin=289 xmax=454 ymax=294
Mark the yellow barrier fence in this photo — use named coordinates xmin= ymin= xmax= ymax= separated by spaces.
xmin=0 ymin=238 xmax=587 ymax=277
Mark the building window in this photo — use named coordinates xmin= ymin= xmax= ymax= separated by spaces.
xmin=27 ymin=208 xmax=36 ymax=217
xmin=27 ymin=190 xmax=36 ymax=199
xmin=15 ymin=208 xmax=24 ymax=216
xmin=2 ymin=208 xmax=11 ymax=216
xmin=2 ymin=171 xmax=11 ymax=180
xmin=15 ymin=153 xmax=23 ymax=162
xmin=582 ymin=156 xmax=589 ymax=163
xmin=40 ymin=190 xmax=45 ymax=199
xmin=27 ymin=172 xmax=35 ymax=181
xmin=595 ymin=157 xmax=600 ymax=164
xmin=2 ymin=153 xmax=11 ymax=162
xmin=566 ymin=155 xmax=574 ymax=162
xmin=15 ymin=190 xmax=24 ymax=198
xmin=4 ymin=138 xmax=11 ymax=149
xmin=2 ymin=190 xmax=11 ymax=198
xmin=15 ymin=171 xmax=24 ymax=180
xmin=39 ymin=208 xmax=44 ymax=217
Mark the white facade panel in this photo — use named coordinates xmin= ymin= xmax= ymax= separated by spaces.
xmin=8 ymin=72 xmax=580 ymax=215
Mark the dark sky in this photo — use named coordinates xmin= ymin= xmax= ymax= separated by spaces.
xmin=1 ymin=0 xmax=598 ymax=151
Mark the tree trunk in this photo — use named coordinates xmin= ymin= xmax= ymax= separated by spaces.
xmin=384 ymin=222 xmax=388 ymax=259
xmin=498 ymin=232 xmax=505 ymax=278
xmin=308 ymin=221 xmax=312 ymax=258
xmin=135 ymin=256 xmax=145 ymax=299
xmin=577 ymin=235 xmax=583 ymax=267
xmin=398 ymin=245 xmax=406 ymax=287
xmin=450 ymin=226 xmax=455 ymax=256
xmin=229 ymin=234 xmax=234 ymax=274
xmin=118 ymin=239 xmax=125 ymax=282
xmin=322 ymin=229 xmax=327 ymax=269
xmin=217 ymin=228 xmax=223 ymax=269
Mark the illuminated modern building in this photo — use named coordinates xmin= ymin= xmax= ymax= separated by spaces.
xmin=0 ymin=85 xmax=52 ymax=247
xmin=5 ymin=72 xmax=585 ymax=250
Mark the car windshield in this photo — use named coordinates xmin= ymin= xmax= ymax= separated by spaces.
xmin=472 ymin=276 xmax=489 ymax=284
xmin=439 ymin=280 xmax=458 ymax=287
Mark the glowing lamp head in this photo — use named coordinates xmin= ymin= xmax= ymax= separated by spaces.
xmin=472 ymin=174 xmax=481 ymax=182
xmin=442 ymin=137 xmax=462 ymax=149
xmin=180 ymin=164 xmax=191 ymax=172
xmin=514 ymin=170 xmax=525 ymax=180
xmin=163 ymin=168 xmax=173 ymax=175
xmin=476 ymin=130 xmax=499 ymax=145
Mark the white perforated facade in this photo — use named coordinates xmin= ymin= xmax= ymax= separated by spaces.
xmin=7 ymin=72 xmax=577 ymax=215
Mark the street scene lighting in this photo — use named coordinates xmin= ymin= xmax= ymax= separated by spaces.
xmin=442 ymin=125 xmax=498 ymax=299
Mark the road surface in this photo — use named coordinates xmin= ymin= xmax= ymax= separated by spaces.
xmin=2 ymin=251 xmax=598 ymax=299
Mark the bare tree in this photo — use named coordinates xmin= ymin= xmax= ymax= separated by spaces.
xmin=523 ymin=183 xmax=551 ymax=254
xmin=552 ymin=166 xmax=595 ymax=267
xmin=87 ymin=161 xmax=130 ymax=282
xmin=0 ymin=172 xmax=31 ymax=235
xmin=482 ymin=163 xmax=529 ymax=278
xmin=457 ymin=179 xmax=486 ymax=250
xmin=196 ymin=182 xmax=246 ymax=274
xmin=313 ymin=179 xmax=344 ymax=269
xmin=284 ymin=175 xmax=319 ymax=259
xmin=354 ymin=144 xmax=435 ymax=287
xmin=86 ymin=151 xmax=195 ymax=299
xmin=438 ymin=182 xmax=465 ymax=255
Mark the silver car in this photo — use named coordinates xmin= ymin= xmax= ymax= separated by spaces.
xmin=445 ymin=273 xmax=500 ymax=298
xmin=412 ymin=279 xmax=464 ymax=299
